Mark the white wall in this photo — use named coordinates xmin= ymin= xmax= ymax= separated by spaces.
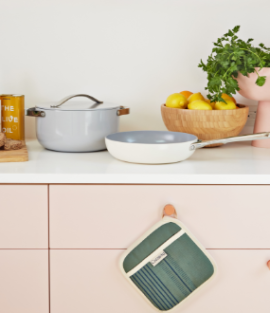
xmin=0 ymin=0 xmax=269 ymax=138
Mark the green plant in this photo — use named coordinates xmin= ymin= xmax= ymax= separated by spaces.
xmin=198 ymin=25 xmax=270 ymax=103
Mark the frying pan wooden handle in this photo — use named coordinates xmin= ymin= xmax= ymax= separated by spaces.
xmin=190 ymin=132 xmax=270 ymax=150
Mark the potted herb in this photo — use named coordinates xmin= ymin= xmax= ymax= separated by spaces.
xmin=199 ymin=26 xmax=270 ymax=148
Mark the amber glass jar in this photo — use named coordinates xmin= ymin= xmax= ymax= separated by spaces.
xmin=1 ymin=94 xmax=25 ymax=140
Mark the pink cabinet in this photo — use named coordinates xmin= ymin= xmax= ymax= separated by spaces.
xmin=50 ymin=185 xmax=270 ymax=248
xmin=50 ymin=250 xmax=270 ymax=313
xmin=0 ymin=185 xmax=49 ymax=313
xmin=1 ymin=184 xmax=270 ymax=313
xmin=0 ymin=185 xmax=48 ymax=248
xmin=0 ymin=250 xmax=49 ymax=313
xmin=49 ymin=185 xmax=270 ymax=313
xmin=50 ymin=250 xmax=141 ymax=313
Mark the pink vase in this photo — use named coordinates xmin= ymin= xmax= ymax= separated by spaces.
xmin=236 ymin=67 xmax=270 ymax=148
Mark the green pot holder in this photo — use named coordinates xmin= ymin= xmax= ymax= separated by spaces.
xmin=120 ymin=216 xmax=217 ymax=312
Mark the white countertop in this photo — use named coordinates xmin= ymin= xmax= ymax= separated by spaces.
xmin=0 ymin=139 xmax=270 ymax=184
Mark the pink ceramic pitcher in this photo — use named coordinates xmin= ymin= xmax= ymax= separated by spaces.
xmin=236 ymin=68 xmax=270 ymax=148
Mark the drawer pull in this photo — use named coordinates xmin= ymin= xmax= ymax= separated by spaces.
xmin=267 ymin=261 xmax=270 ymax=270
xmin=162 ymin=204 xmax=177 ymax=219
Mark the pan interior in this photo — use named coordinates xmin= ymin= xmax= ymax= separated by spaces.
xmin=106 ymin=131 xmax=197 ymax=144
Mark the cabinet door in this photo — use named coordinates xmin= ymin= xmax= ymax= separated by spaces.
xmin=0 ymin=250 xmax=49 ymax=313
xmin=50 ymin=185 xmax=270 ymax=248
xmin=50 ymin=250 xmax=270 ymax=313
xmin=0 ymin=185 xmax=48 ymax=248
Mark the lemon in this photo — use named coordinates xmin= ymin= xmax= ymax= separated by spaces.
xmin=221 ymin=93 xmax=236 ymax=104
xmin=187 ymin=92 xmax=204 ymax=103
xmin=188 ymin=100 xmax=212 ymax=110
xmin=215 ymin=100 xmax=236 ymax=110
xmin=205 ymin=98 xmax=215 ymax=109
xmin=166 ymin=93 xmax=188 ymax=109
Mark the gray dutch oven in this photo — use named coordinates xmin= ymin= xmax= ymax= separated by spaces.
xmin=26 ymin=94 xmax=129 ymax=152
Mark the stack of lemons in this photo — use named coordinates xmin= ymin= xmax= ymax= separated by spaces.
xmin=165 ymin=91 xmax=237 ymax=110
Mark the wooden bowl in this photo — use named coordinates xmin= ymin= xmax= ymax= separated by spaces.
xmin=161 ymin=104 xmax=249 ymax=147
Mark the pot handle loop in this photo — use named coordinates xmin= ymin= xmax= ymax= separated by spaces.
xmin=50 ymin=94 xmax=103 ymax=108
xmin=25 ymin=107 xmax=46 ymax=117
xmin=117 ymin=106 xmax=130 ymax=116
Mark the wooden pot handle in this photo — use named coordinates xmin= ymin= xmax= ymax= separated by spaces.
xmin=163 ymin=204 xmax=177 ymax=219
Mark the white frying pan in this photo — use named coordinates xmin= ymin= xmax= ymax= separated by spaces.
xmin=105 ymin=131 xmax=270 ymax=164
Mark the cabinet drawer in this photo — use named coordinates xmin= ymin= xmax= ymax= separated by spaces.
xmin=0 ymin=250 xmax=49 ymax=313
xmin=0 ymin=185 xmax=48 ymax=248
xmin=50 ymin=250 xmax=270 ymax=313
xmin=50 ymin=185 xmax=270 ymax=248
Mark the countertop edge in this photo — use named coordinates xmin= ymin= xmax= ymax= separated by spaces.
xmin=0 ymin=174 xmax=270 ymax=184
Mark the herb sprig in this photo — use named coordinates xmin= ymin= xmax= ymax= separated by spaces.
xmin=198 ymin=26 xmax=270 ymax=103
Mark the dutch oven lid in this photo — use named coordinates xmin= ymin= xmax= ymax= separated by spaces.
xmin=36 ymin=94 xmax=120 ymax=111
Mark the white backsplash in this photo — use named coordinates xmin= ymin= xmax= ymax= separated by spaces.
xmin=0 ymin=0 xmax=267 ymax=139
xmin=241 ymin=105 xmax=256 ymax=135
